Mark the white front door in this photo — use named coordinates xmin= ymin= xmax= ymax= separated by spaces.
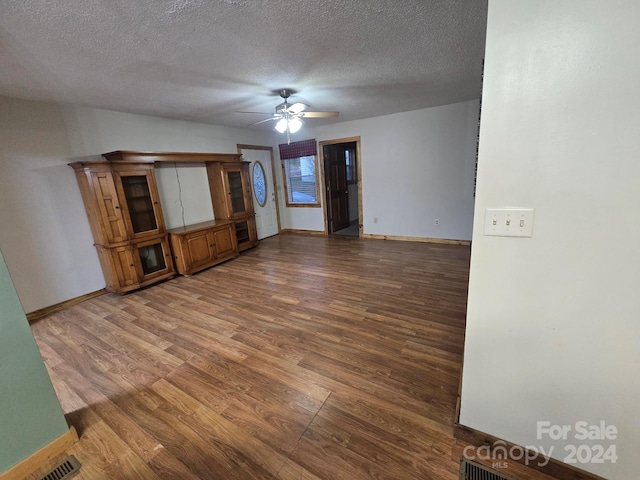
xmin=240 ymin=146 xmax=280 ymax=239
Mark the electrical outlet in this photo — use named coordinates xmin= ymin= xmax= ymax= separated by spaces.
xmin=373 ymin=217 xmax=378 ymax=224
xmin=484 ymin=208 xmax=534 ymax=237
xmin=435 ymin=219 xmax=440 ymax=225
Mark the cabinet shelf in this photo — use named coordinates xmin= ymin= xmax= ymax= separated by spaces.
xmin=125 ymin=194 xmax=152 ymax=199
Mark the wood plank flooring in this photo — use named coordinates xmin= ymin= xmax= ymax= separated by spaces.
xmin=26 ymin=233 xmax=555 ymax=480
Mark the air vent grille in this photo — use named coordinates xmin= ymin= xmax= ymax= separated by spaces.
xmin=460 ymin=458 xmax=517 ymax=480
xmin=39 ymin=455 xmax=81 ymax=480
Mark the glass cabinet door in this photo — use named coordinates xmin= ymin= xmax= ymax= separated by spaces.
xmin=227 ymin=170 xmax=247 ymax=214
xmin=234 ymin=218 xmax=257 ymax=251
xmin=138 ymin=242 xmax=166 ymax=275
xmin=134 ymin=238 xmax=173 ymax=281
xmin=121 ymin=175 xmax=158 ymax=234
xmin=235 ymin=220 xmax=250 ymax=244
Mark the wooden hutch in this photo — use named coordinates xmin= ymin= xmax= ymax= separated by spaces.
xmin=70 ymin=151 xmax=258 ymax=293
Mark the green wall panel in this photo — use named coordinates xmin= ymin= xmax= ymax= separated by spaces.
xmin=0 ymin=250 xmax=69 ymax=473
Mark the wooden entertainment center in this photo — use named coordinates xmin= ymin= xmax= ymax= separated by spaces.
xmin=70 ymin=151 xmax=258 ymax=293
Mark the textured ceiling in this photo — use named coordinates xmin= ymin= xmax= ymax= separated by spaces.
xmin=0 ymin=0 xmax=487 ymax=129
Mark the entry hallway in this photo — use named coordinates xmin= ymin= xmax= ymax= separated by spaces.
xmin=27 ymin=234 xmax=557 ymax=479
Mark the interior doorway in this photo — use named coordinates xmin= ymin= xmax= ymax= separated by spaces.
xmin=237 ymin=145 xmax=280 ymax=239
xmin=320 ymin=137 xmax=362 ymax=237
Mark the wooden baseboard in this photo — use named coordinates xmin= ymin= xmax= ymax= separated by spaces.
xmin=281 ymin=229 xmax=472 ymax=245
xmin=281 ymin=229 xmax=326 ymax=236
xmin=27 ymin=289 xmax=106 ymax=323
xmin=454 ymin=423 xmax=606 ymax=480
xmin=361 ymin=233 xmax=471 ymax=246
xmin=0 ymin=427 xmax=78 ymax=480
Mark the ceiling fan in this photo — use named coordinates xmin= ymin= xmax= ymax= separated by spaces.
xmin=239 ymin=89 xmax=338 ymax=142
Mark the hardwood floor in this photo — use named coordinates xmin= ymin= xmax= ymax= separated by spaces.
xmin=27 ymin=234 xmax=553 ymax=479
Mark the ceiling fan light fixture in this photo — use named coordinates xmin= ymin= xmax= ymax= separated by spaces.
xmin=275 ymin=118 xmax=288 ymax=133
xmin=288 ymin=116 xmax=303 ymax=133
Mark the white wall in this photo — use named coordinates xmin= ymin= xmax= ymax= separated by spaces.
xmin=460 ymin=2 xmax=640 ymax=478
xmin=0 ymin=96 xmax=272 ymax=313
xmin=276 ymin=101 xmax=479 ymax=238
xmin=155 ymin=163 xmax=214 ymax=229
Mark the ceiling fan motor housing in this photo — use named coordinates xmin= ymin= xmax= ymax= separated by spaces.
xmin=275 ymin=89 xmax=294 ymax=114
xmin=275 ymin=101 xmax=291 ymax=114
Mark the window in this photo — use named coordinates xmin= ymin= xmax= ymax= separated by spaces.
xmin=279 ymin=139 xmax=320 ymax=207
xmin=345 ymin=147 xmax=357 ymax=184
xmin=283 ymin=156 xmax=319 ymax=205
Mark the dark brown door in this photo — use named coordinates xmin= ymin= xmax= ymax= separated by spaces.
xmin=324 ymin=144 xmax=350 ymax=232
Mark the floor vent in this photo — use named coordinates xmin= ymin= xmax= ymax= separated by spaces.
xmin=39 ymin=455 xmax=81 ymax=480
xmin=460 ymin=458 xmax=517 ymax=480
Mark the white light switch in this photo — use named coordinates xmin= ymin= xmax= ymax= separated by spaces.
xmin=484 ymin=208 xmax=535 ymax=237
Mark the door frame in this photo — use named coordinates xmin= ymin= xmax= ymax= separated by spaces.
xmin=236 ymin=144 xmax=281 ymax=235
xmin=319 ymin=137 xmax=362 ymax=237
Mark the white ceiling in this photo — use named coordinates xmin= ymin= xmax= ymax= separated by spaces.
xmin=0 ymin=0 xmax=487 ymax=130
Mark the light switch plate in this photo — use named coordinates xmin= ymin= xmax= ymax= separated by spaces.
xmin=484 ymin=208 xmax=534 ymax=237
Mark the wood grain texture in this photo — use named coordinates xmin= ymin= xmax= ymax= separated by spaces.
xmin=168 ymin=220 xmax=238 ymax=276
xmin=102 ymin=151 xmax=242 ymax=164
xmin=27 ymin=234 xmax=571 ymax=479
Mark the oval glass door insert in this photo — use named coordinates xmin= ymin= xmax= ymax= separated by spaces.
xmin=252 ymin=161 xmax=267 ymax=207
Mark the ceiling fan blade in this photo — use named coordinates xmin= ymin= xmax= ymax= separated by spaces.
xmin=287 ymin=102 xmax=307 ymax=114
xmin=249 ymin=117 xmax=278 ymax=126
xmin=301 ymin=111 xmax=339 ymax=118
xmin=236 ymin=111 xmax=273 ymax=115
